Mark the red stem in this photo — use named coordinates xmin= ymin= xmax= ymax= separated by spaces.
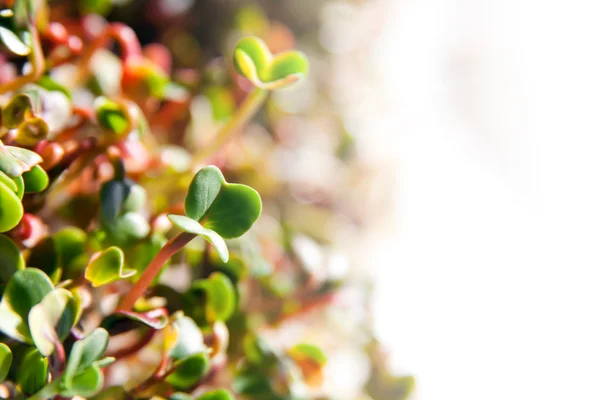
xmin=117 ymin=232 xmax=196 ymax=312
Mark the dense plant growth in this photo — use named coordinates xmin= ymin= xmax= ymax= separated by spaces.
xmin=0 ymin=0 xmax=413 ymax=399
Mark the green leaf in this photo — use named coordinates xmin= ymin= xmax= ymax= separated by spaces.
xmin=94 ymin=96 xmax=130 ymax=135
xmin=106 ymin=308 xmax=169 ymax=330
xmin=0 ymin=268 xmax=53 ymax=342
xmin=233 ymin=36 xmax=309 ymax=89
xmin=288 ymin=343 xmax=327 ymax=366
xmin=165 ymin=352 xmax=210 ymax=390
xmin=0 ymin=170 xmax=17 ymax=192
xmin=13 ymin=174 xmax=24 ymax=199
xmin=0 ymin=26 xmax=30 ymax=55
xmin=197 ymin=389 xmax=235 ymax=400
xmin=184 ymin=166 xmax=261 ymax=239
xmin=85 ymin=246 xmax=136 ymax=287
xmin=100 ymin=180 xmax=127 ymax=222
xmin=104 ymin=212 xmax=150 ymax=246
xmin=0 ymin=144 xmax=42 ymax=178
xmin=16 ymin=347 xmax=48 ymax=395
xmin=88 ymin=386 xmax=129 ymax=400
xmin=22 ymin=164 xmax=49 ymax=193
xmin=36 ymin=75 xmax=72 ymax=100
xmin=53 ymin=227 xmax=87 ymax=270
xmin=0 ymin=343 xmax=12 ymax=383
xmin=28 ymin=288 xmax=78 ymax=356
xmin=60 ymin=364 xmax=104 ymax=398
xmin=193 ymin=272 xmax=236 ymax=323
xmin=2 ymin=93 xmax=33 ymax=128
xmin=0 ymin=180 xmax=23 ymax=232
xmin=64 ymin=328 xmax=109 ymax=383
xmin=0 ymin=233 xmax=24 ymax=284
xmin=168 ymin=214 xmax=229 ymax=263
xmin=168 ymin=314 xmax=206 ymax=361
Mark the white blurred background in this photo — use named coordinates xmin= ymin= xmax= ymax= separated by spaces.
xmin=332 ymin=0 xmax=600 ymax=399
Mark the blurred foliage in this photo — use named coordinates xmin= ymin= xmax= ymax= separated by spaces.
xmin=0 ymin=0 xmax=412 ymax=399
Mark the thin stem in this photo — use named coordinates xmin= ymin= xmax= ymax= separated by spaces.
xmin=117 ymin=232 xmax=196 ymax=312
xmin=0 ymin=25 xmax=44 ymax=95
xmin=193 ymin=87 xmax=268 ymax=163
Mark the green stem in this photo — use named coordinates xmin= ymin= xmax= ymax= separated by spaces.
xmin=116 ymin=232 xmax=196 ymax=312
xmin=194 ymin=87 xmax=268 ymax=163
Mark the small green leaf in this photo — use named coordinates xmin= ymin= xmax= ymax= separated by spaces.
xmin=13 ymin=174 xmax=24 ymax=199
xmin=193 ymin=272 xmax=236 ymax=323
xmin=165 ymin=352 xmax=210 ymax=390
xmin=104 ymin=212 xmax=150 ymax=246
xmin=184 ymin=166 xmax=223 ymax=222
xmin=110 ymin=308 xmax=169 ymax=330
xmin=168 ymin=214 xmax=229 ymax=263
xmin=0 ymin=170 xmax=17 ymax=192
xmin=0 ymin=233 xmax=24 ymax=284
xmin=64 ymin=328 xmax=109 ymax=383
xmin=197 ymin=389 xmax=235 ymax=400
xmin=0 ymin=343 xmax=12 ymax=383
xmin=36 ymin=75 xmax=72 ymax=100
xmin=289 ymin=343 xmax=327 ymax=366
xmin=233 ymin=36 xmax=309 ymax=89
xmin=168 ymin=314 xmax=206 ymax=361
xmin=2 ymin=93 xmax=34 ymax=128
xmin=100 ymin=180 xmax=127 ymax=222
xmin=54 ymin=227 xmax=87 ymax=270
xmin=0 ymin=268 xmax=53 ymax=342
xmin=60 ymin=364 xmax=104 ymax=398
xmin=184 ymin=166 xmax=261 ymax=239
xmin=0 ymin=144 xmax=42 ymax=177
xmin=17 ymin=347 xmax=48 ymax=395
xmin=94 ymin=96 xmax=130 ymax=135
xmin=85 ymin=246 xmax=136 ymax=287
xmin=0 ymin=180 xmax=23 ymax=232
xmin=29 ymin=288 xmax=78 ymax=356
xmin=22 ymin=164 xmax=49 ymax=192
xmin=0 ymin=26 xmax=30 ymax=55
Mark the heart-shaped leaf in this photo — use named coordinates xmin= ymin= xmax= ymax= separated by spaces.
xmin=2 ymin=93 xmax=34 ymax=129
xmin=16 ymin=346 xmax=48 ymax=395
xmin=192 ymin=272 xmax=236 ymax=323
xmin=184 ymin=165 xmax=261 ymax=239
xmin=233 ymin=36 xmax=309 ymax=89
xmin=197 ymin=389 xmax=235 ymax=400
xmin=168 ymin=214 xmax=228 ymax=263
xmin=0 ymin=268 xmax=53 ymax=342
xmin=85 ymin=246 xmax=136 ymax=287
xmin=0 ymin=233 xmax=24 ymax=284
xmin=53 ymin=227 xmax=87 ymax=270
xmin=22 ymin=164 xmax=49 ymax=193
xmin=29 ymin=288 xmax=78 ymax=356
xmin=165 ymin=352 xmax=210 ymax=390
xmin=0 ymin=180 xmax=23 ymax=232
xmin=94 ymin=96 xmax=130 ymax=135
xmin=0 ymin=343 xmax=12 ymax=383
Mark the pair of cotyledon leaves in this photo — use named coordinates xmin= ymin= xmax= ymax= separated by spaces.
xmin=233 ymin=36 xmax=309 ymax=90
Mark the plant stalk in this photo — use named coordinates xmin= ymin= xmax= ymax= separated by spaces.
xmin=194 ymin=87 xmax=268 ymax=163
xmin=117 ymin=232 xmax=196 ymax=312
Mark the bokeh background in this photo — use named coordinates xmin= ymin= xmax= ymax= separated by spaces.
xmin=49 ymin=0 xmax=600 ymax=399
